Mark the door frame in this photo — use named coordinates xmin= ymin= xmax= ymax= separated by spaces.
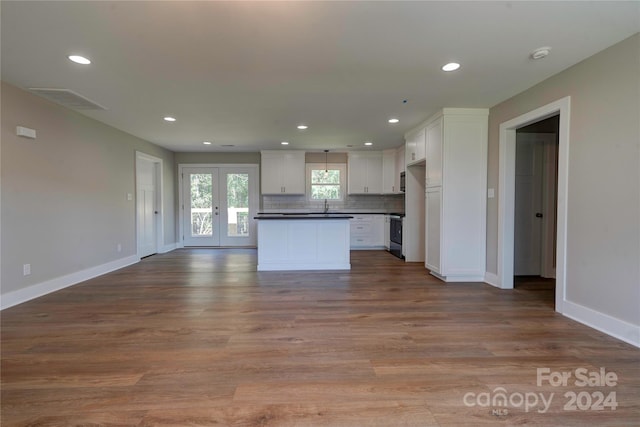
xmin=177 ymin=163 xmax=259 ymax=248
xmin=135 ymin=151 xmax=164 ymax=258
xmin=497 ymin=96 xmax=570 ymax=313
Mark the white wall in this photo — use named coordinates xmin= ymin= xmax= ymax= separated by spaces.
xmin=1 ymin=82 xmax=176 ymax=305
xmin=486 ymin=34 xmax=640 ymax=340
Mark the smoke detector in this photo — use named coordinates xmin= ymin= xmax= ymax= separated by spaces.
xmin=530 ymin=47 xmax=551 ymax=60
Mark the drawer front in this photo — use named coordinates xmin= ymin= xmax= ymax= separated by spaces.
xmin=350 ymin=222 xmax=373 ymax=234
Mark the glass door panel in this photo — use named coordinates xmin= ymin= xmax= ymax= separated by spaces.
xmin=183 ymin=168 xmax=220 ymax=246
xmin=219 ymin=167 xmax=257 ymax=247
xmin=226 ymin=173 xmax=249 ymax=237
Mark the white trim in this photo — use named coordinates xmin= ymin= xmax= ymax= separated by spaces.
xmin=563 ymin=300 xmax=640 ymax=348
xmin=1 ymin=255 xmax=139 ymax=310
xmin=257 ymin=263 xmax=351 ymax=271
xmin=136 ymin=151 xmax=164 ymax=258
xmin=158 ymin=243 xmax=177 ymax=254
xmin=497 ymin=97 xmax=570 ymax=315
xmin=484 ymin=272 xmax=500 ymax=288
xmin=432 ymin=272 xmax=486 ymax=283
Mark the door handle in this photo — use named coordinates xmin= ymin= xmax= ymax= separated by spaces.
xmin=535 ymin=213 xmax=543 ymax=218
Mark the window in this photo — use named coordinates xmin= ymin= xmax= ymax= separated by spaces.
xmin=306 ymin=163 xmax=346 ymax=201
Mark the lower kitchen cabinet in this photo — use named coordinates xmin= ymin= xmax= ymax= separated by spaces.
xmin=425 ymin=187 xmax=441 ymax=273
xmin=350 ymin=214 xmax=384 ymax=249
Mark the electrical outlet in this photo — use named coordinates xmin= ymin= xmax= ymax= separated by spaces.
xmin=117 ymin=243 xmax=122 ymax=252
xmin=23 ymin=264 xmax=31 ymax=276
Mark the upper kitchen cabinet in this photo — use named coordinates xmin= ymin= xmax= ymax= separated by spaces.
xmin=425 ymin=117 xmax=443 ymax=187
xmin=382 ymin=149 xmax=397 ymax=194
xmin=382 ymin=146 xmax=406 ymax=194
xmin=260 ymin=150 xmax=305 ymax=195
xmin=396 ymin=145 xmax=405 ymax=174
xmin=348 ymin=151 xmax=383 ymax=194
xmin=405 ymin=127 xmax=426 ymax=166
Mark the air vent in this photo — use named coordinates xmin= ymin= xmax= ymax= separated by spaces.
xmin=28 ymin=88 xmax=107 ymax=110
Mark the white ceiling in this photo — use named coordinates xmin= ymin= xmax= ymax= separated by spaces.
xmin=2 ymin=1 xmax=639 ymax=152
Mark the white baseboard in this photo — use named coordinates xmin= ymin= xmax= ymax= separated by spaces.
xmin=0 ymin=255 xmax=140 ymax=310
xmin=484 ymin=272 xmax=500 ymax=288
xmin=159 ymin=243 xmax=177 ymax=254
xmin=563 ymin=300 xmax=640 ymax=348
xmin=257 ymin=263 xmax=351 ymax=271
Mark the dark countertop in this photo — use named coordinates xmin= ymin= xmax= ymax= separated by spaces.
xmin=257 ymin=211 xmax=405 ymax=216
xmin=254 ymin=213 xmax=354 ymax=220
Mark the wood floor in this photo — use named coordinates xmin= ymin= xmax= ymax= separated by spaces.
xmin=2 ymin=249 xmax=639 ymax=426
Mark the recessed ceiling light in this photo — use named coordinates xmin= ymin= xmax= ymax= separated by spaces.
xmin=281 ymin=141 xmax=289 ymax=145
xmin=68 ymin=55 xmax=91 ymax=65
xmin=530 ymin=46 xmax=552 ymax=60
xmin=203 ymin=141 xmax=212 ymax=145
xmin=442 ymin=62 xmax=461 ymax=72
xmin=297 ymin=125 xmax=308 ymax=130
xmin=163 ymin=116 xmax=176 ymax=122
xmin=388 ymin=118 xmax=399 ymax=124
xmin=364 ymin=141 xmax=373 ymax=146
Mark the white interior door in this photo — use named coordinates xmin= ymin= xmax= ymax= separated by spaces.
xmin=514 ymin=131 xmax=559 ymax=277
xmin=183 ymin=168 xmax=220 ymax=246
xmin=137 ymin=156 xmax=157 ymax=257
xmin=514 ymin=134 xmax=544 ymax=275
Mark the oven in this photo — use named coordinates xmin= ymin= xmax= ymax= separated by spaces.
xmin=389 ymin=215 xmax=403 ymax=259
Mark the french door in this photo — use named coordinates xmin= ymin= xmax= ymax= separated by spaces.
xmin=182 ymin=166 xmax=258 ymax=247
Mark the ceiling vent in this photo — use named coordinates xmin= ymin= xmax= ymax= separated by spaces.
xmin=28 ymin=88 xmax=107 ymax=110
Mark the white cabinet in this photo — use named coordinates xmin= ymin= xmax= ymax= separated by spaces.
xmin=425 ymin=187 xmax=441 ymax=273
xmin=382 ymin=149 xmax=397 ymax=194
xmin=348 ymin=152 xmax=383 ymax=194
xmin=405 ymin=127 xmax=425 ymax=165
xmin=257 ymin=218 xmax=351 ymax=271
xmin=425 ymin=118 xmax=443 ymax=187
xmin=384 ymin=215 xmax=391 ymax=250
xmin=396 ymin=145 xmax=405 ymax=175
xmin=350 ymin=214 xmax=385 ymax=249
xmin=422 ymin=108 xmax=488 ymax=282
xmin=261 ymin=151 xmax=305 ymax=195
xmin=382 ymin=147 xmax=406 ymax=194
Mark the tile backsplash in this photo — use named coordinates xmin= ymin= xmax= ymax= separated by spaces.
xmin=261 ymin=194 xmax=404 ymax=213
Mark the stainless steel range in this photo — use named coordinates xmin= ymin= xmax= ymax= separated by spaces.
xmin=389 ymin=214 xmax=403 ymax=259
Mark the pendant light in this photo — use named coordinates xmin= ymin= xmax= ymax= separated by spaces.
xmin=324 ymin=150 xmax=329 ymax=179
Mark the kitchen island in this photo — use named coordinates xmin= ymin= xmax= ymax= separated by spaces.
xmin=254 ymin=214 xmax=353 ymax=271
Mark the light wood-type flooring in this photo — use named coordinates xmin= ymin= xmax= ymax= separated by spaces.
xmin=2 ymin=249 xmax=639 ymax=426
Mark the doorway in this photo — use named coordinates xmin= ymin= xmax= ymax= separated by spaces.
xmin=136 ymin=152 xmax=164 ymax=258
xmin=514 ymin=116 xmax=558 ymax=279
xmin=497 ymin=96 xmax=570 ymax=313
xmin=180 ymin=165 xmax=258 ymax=247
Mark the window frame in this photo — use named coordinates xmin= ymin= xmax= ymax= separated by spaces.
xmin=306 ymin=163 xmax=346 ymax=202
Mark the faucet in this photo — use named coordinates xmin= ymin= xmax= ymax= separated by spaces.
xmin=324 ymin=199 xmax=329 ymax=213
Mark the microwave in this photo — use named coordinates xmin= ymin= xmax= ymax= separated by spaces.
xmin=400 ymin=172 xmax=405 ymax=192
